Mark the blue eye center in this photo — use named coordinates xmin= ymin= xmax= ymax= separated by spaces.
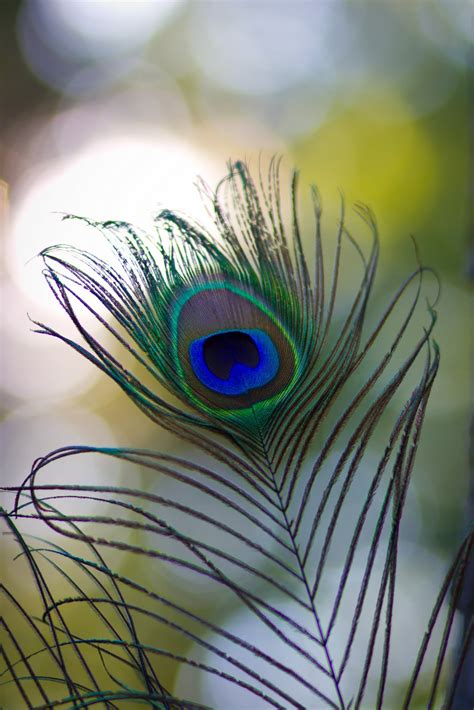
xmin=189 ymin=329 xmax=279 ymax=396
xmin=203 ymin=331 xmax=259 ymax=380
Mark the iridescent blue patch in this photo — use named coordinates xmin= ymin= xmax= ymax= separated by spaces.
xmin=189 ymin=329 xmax=279 ymax=395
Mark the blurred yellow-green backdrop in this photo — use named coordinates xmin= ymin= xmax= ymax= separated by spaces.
xmin=1 ymin=1 xmax=472 ymax=707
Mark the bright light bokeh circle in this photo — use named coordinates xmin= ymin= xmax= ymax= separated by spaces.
xmin=7 ymin=128 xmax=219 ymax=315
xmin=18 ymin=0 xmax=184 ymax=62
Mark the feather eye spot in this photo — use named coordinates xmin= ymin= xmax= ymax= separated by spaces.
xmin=172 ymin=282 xmax=299 ymax=413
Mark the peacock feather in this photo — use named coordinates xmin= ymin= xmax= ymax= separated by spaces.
xmin=1 ymin=160 xmax=472 ymax=708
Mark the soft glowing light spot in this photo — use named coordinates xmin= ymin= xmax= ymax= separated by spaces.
xmin=37 ymin=0 xmax=182 ymax=58
xmin=188 ymin=2 xmax=355 ymax=96
xmin=7 ymin=128 xmax=218 ymax=318
xmin=17 ymin=0 xmax=183 ymax=94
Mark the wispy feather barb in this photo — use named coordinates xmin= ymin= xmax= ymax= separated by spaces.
xmin=1 ymin=160 xmax=472 ymax=708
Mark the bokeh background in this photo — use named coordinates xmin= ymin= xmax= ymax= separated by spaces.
xmin=1 ymin=0 xmax=472 ymax=707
